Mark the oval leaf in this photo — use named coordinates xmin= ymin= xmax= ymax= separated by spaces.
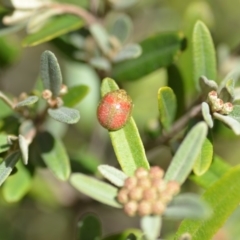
xmin=14 ymin=96 xmax=39 ymax=108
xmin=199 ymin=76 xmax=218 ymax=97
xmin=213 ymin=112 xmax=240 ymax=135
xmin=62 ymin=85 xmax=89 ymax=107
xmin=0 ymin=151 xmax=21 ymax=186
xmin=101 ymin=78 xmax=150 ymax=176
xmin=113 ymin=44 xmax=142 ymax=63
xmin=164 ymin=193 xmax=210 ymax=220
xmin=18 ymin=134 xmax=29 ymax=165
xmin=164 ymin=122 xmax=208 ymax=184
xmin=48 ymin=107 xmax=80 ymax=124
xmin=175 ymin=165 xmax=240 ymax=240
xmin=37 ymin=131 xmax=71 ymax=181
xmin=219 ymin=79 xmax=235 ymax=102
xmin=228 ymin=104 xmax=240 ymax=122
xmin=193 ymin=137 xmax=213 ymax=176
xmin=190 ymin=155 xmax=230 ymax=189
xmin=98 ymin=165 xmax=127 ymax=187
xmin=70 ymin=173 xmax=121 ymax=208
xmin=77 ymin=214 xmax=102 ymax=240
xmin=112 ymin=32 xmax=186 ymax=81
xmin=2 ymin=160 xmax=31 ymax=202
xmin=201 ymin=102 xmax=213 ymax=128
xmin=158 ymin=86 xmax=177 ymax=131
xmin=22 ymin=14 xmax=84 ymax=47
xmin=140 ymin=215 xmax=162 ymax=240
xmin=193 ymin=21 xmax=216 ymax=89
xmin=40 ymin=50 xmax=62 ymax=97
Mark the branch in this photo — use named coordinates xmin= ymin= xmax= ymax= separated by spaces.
xmin=0 ymin=91 xmax=14 ymax=109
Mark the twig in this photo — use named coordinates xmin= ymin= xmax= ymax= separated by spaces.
xmin=146 ymin=104 xmax=202 ymax=150
xmin=0 ymin=91 xmax=14 ymax=109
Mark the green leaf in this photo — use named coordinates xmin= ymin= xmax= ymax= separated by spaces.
xmin=18 ymin=135 xmax=29 ymax=165
xmin=112 ymin=32 xmax=186 ymax=81
xmin=164 ymin=193 xmax=211 ymax=220
xmin=174 ymin=165 xmax=240 ymax=240
xmin=48 ymin=107 xmax=80 ymax=124
xmin=109 ymin=0 xmax=140 ymax=10
xmin=219 ymin=79 xmax=235 ymax=102
xmin=98 ymin=165 xmax=127 ymax=187
xmin=167 ymin=64 xmax=185 ymax=118
xmin=193 ymin=137 xmax=213 ymax=176
xmin=140 ymin=216 xmax=162 ymax=240
xmin=158 ymin=86 xmax=177 ymax=131
xmin=62 ymin=85 xmax=89 ymax=107
xmin=37 ymin=131 xmax=71 ymax=181
xmin=22 ymin=14 xmax=84 ymax=47
xmin=113 ymin=44 xmax=142 ymax=63
xmin=213 ymin=112 xmax=240 ymax=135
xmin=0 ymin=133 xmax=10 ymax=153
xmin=77 ymin=214 xmax=102 ymax=240
xmin=164 ymin=122 xmax=208 ymax=184
xmin=201 ymin=102 xmax=213 ymax=128
xmin=199 ymin=76 xmax=218 ymax=97
xmin=190 ymin=155 xmax=230 ymax=189
xmin=0 ymin=151 xmax=20 ymax=186
xmin=228 ymin=105 xmax=240 ymax=122
xmin=2 ymin=160 xmax=31 ymax=202
xmin=107 ymin=13 xmax=132 ymax=43
xmin=40 ymin=50 xmax=62 ymax=97
xmin=192 ymin=21 xmax=216 ymax=89
xmin=103 ymin=229 xmax=143 ymax=240
xmin=70 ymin=173 xmax=121 ymax=208
xmin=101 ymin=78 xmax=150 ymax=176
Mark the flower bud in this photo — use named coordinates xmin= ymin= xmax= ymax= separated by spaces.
xmin=128 ymin=187 xmax=143 ymax=201
xmin=59 ymin=84 xmax=68 ymax=95
xmin=138 ymin=200 xmax=152 ymax=216
xmin=135 ymin=167 xmax=148 ymax=178
xmin=149 ymin=166 xmax=164 ymax=179
xmin=211 ymin=98 xmax=224 ymax=112
xmin=142 ymin=188 xmax=157 ymax=201
xmin=137 ymin=177 xmax=151 ymax=189
xmin=42 ymin=89 xmax=52 ymax=100
xmin=220 ymin=102 xmax=233 ymax=115
xmin=124 ymin=201 xmax=138 ymax=216
xmin=124 ymin=176 xmax=137 ymax=190
xmin=152 ymin=178 xmax=167 ymax=192
xmin=152 ymin=200 xmax=166 ymax=215
xmin=166 ymin=181 xmax=180 ymax=196
xmin=208 ymin=91 xmax=218 ymax=101
xmin=117 ymin=188 xmax=129 ymax=204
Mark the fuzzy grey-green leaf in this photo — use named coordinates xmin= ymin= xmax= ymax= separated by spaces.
xmin=199 ymin=76 xmax=218 ymax=97
xmin=40 ymin=50 xmax=62 ymax=97
xmin=219 ymin=79 xmax=235 ymax=102
xmin=193 ymin=21 xmax=216 ymax=90
xmin=18 ymin=135 xmax=29 ymax=165
xmin=213 ymin=112 xmax=240 ymax=135
xmin=98 ymin=165 xmax=127 ymax=187
xmin=15 ymin=96 xmax=39 ymax=108
xmin=140 ymin=216 xmax=162 ymax=240
xmin=48 ymin=107 xmax=80 ymax=124
xmin=0 ymin=151 xmax=20 ymax=186
xmin=70 ymin=173 xmax=121 ymax=208
xmin=201 ymin=102 xmax=213 ymax=128
xmin=164 ymin=122 xmax=208 ymax=184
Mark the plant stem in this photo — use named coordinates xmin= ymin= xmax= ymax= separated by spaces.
xmin=0 ymin=91 xmax=14 ymax=109
xmin=146 ymin=104 xmax=202 ymax=150
xmin=48 ymin=3 xmax=97 ymax=24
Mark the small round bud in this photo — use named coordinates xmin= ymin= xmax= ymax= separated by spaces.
xmin=47 ymin=97 xmax=63 ymax=108
xmin=128 ymin=187 xmax=143 ymax=201
xmin=220 ymin=102 xmax=233 ymax=115
xmin=97 ymin=89 xmax=133 ymax=131
xmin=124 ymin=176 xmax=137 ymax=190
xmin=135 ymin=167 xmax=148 ymax=179
xmin=208 ymin=91 xmax=218 ymax=101
xmin=138 ymin=200 xmax=152 ymax=216
xmin=160 ymin=191 xmax=173 ymax=204
xmin=152 ymin=200 xmax=166 ymax=215
xmin=152 ymin=178 xmax=167 ymax=193
xmin=117 ymin=188 xmax=129 ymax=204
xmin=59 ymin=84 xmax=68 ymax=95
xmin=142 ymin=188 xmax=157 ymax=201
xmin=137 ymin=178 xmax=151 ymax=189
xmin=19 ymin=92 xmax=28 ymax=100
xmin=166 ymin=181 xmax=180 ymax=196
xmin=149 ymin=166 xmax=164 ymax=179
xmin=124 ymin=201 xmax=138 ymax=217
xmin=42 ymin=89 xmax=52 ymax=100
xmin=211 ymin=98 xmax=224 ymax=112
xmin=56 ymin=97 xmax=63 ymax=107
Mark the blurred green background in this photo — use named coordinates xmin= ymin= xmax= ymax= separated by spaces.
xmin=1 ymin=0 xmax=240 ymax=239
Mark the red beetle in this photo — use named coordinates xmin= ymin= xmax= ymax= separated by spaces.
xmin=97 ymin=89 xmax=133 ymax=131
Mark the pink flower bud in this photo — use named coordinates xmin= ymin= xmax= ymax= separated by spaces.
xmin=137 ymin=200 xmax=152 ymax=216
xmin=124 ymin=201 xmax=138 ymax=216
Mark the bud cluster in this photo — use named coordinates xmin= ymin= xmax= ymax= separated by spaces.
xmin=117 ymin=166 xmax=180 ymax=217
xmin=208 ymin=91 xmax=233 ymax=115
